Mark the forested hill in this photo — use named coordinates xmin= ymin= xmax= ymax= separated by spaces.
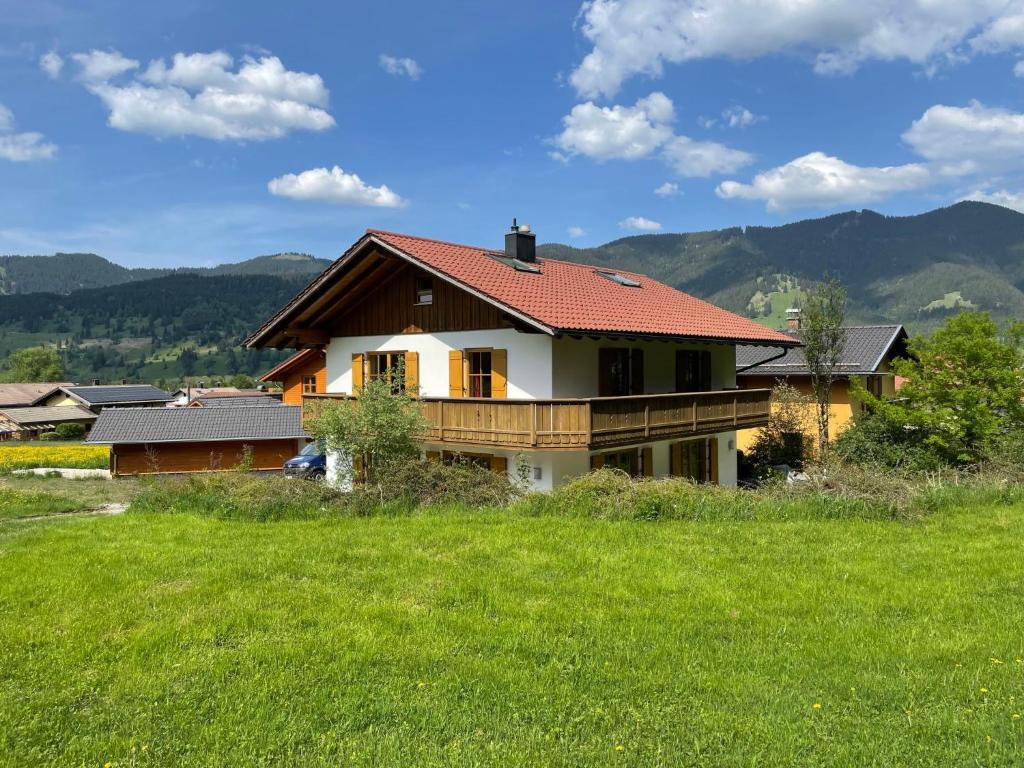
xmin=538 ymin=201 xmax=1024 ymax=331
xmin=0 ymin=251 xmax=332 ymax=295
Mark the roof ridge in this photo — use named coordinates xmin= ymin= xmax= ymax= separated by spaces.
xmin=368 ymin=229 xmax=502 ymax=255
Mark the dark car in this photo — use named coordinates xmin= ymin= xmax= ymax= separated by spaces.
xmin=283 ymin=441 xmax=327 ymax=480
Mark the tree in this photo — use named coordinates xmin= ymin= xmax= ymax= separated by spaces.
xmin=855 ymin=312 xmax=1024 ymax=465
xmin=227 ymin=373 xmax=257 ymax=389
xmin=179 ymin=347 xmax=198 ymax=377
xmin=750 ymin=381 xmax=815 ymax=469
xmin=308 ymin=378 xmax=428 ymax=488
xmin=801 ymin=278 xmax=847 ymax=458
xmin=6 ymin=346 xmax=63 ymax=382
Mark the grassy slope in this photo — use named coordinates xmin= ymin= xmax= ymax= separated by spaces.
xmin=1 ymin=506 xmax=1022 ymax=766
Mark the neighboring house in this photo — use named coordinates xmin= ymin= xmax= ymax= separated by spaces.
xmin=37 ymin=384 xmax=174 ymax=413
xmin=0 ymin=405 xmax=96 ymax=441
xmin=260 ymin=348 xmax=327 ymax=405
xmin=735 ymin=323 xmax=909 ymax=453
xmin=0 ymin=382 xmax=71 ymax=409
xmin=87 ymin=405 xmax=309 ymax=476
xmin=169 ymin=387 xmax=282 ymax=406
xmin=245 ymin=223 xmax=797 ymax=489
xmin=188 ymin=394 xmax=281 ymax=408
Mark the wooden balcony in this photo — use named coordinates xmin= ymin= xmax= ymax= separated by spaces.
xmin=302 ymin=389 xmax=771 ymax=451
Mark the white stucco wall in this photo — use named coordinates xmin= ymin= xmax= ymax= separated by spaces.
xmin=326 ymin=329 xmax=553 ymax=398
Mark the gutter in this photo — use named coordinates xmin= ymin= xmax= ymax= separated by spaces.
xmin=736 ymin=346 xmax=791 ymax=375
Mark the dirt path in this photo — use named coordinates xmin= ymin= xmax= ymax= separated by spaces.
xmin=6 ymin=502 xmax=129 ymax=524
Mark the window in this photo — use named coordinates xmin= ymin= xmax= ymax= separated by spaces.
xmin=414 ymin=277 xmax=433 ymax=305
xmin=596 ymin=270 xmax=641 ymax=287
xmin=676 ymin=350 xmax=712 ymax=392
xmin=671 ymin=439 xmax=714 ymax=483
xmin=467 ymin=350 xmax=492 ymax=398
xmin=302 ymin=375 xmax=317 ymax=394
xmin=591 ymin=447 xmax=649 ymax=477
xmin=598 ymin=348 xmax=644 ymax=396
xmin=366 ymin=351 xmax=407 ymax=393
xmin=865 ymin=375 xmax=883 ymax=398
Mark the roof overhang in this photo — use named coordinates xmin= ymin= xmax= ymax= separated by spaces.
xmin=87 ymin=434 xmax=308 ymax=445
xmin=556 ymin=329 xmax=802 ymax=347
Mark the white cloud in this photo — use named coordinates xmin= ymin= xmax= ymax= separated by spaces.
xmin=716 ymin=151 xmax=929 ymax=212
xmin=552 ymin=91 xmax=751 ymax=176
xmin=267 ymin=166 xmax=405 ymax=207
xmin=654 ymin=181 xmax=679 ymax=196
xmin=903 ymin=101 xmax=1024 ymax=172
xmin=70 ymin=49 xmax=334 ymax=141
xmin=39 ymin=51 xmax=63 ymax=79
xmin=723 ymin=106 xmax=762 ymax=128
xmin=1016 ymin=60 xmax=1024 ymax=77
xmin=970 ymin=12 xmax=1024 ymax=52
xmin=619 ymin=215 xmax=662 ymax=231
xmin=568 ymin=225 xmax=586 ymax=237
xmin=959 ymin=189 xmax=1024 ymax=213
xmin=571 ymin=0 xmax=1019 ymax=98
xmin=0 ymin=103 xmax=57 ymax=162
xmin=379 ymin=54 xmax=422 ymax=80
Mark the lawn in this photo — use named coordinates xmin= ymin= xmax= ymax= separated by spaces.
xmin=0 ymin=476 xmax=137 ymax=518
xmin=0 ymin=503 xmax=1022 ymax=766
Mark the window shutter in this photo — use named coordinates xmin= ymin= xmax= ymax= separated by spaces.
xmin=404 ymin=351 xmax=419 ymax=394
xmin=351 ymin=353 xmax=364 ymax=393
xmin=490 ymin=455 xmax=508 ymax=474
xmin=670 ymin=443 xmax=681 ymax=476
xmin=709 ymin=437 xmax=719 ymax=484
xmin=425 ymin=450 xmax=440 ymax=462
xmin=448 ymin=350 xmax=465 ymax=398
xmin=700 ymin=350 xmax=712 ymax=391
xmin=630 ymin=349 xmax=645 ymax=395
xmin=642 ymin=446 xmax=654 ymax=477
xmin=491 ymin=348 xmax=507 ymax=399
xmin=590 ymin=453 xmax=605 ymax=470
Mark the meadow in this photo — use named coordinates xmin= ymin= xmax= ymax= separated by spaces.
xmin=1 ymin=481 xmax=1022 ymax=766
xmin=0 ymin=441 xmax=109 ymax=471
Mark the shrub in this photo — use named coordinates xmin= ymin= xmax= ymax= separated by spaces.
xmin=834 ymin=411 xmax=946 ymax=471
xmin=358 ymin=458 xmax=520 ymax=510
xmin=38 ymin=432 xmax=59 ymax=441
xmin=749 ymin=382 xmax=815 ymax=471
xmin=53 ymin=423 xmax=87 ymax=440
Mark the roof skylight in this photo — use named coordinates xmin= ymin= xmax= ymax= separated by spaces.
xmin=596 ymin=270 xmax=641 ymax=287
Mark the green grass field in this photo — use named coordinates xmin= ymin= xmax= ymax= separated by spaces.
xmin=1 ymin=499 xmax=1022 ymax=766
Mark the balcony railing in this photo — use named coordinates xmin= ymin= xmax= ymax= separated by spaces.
xmin=302 ymin=389 xmax=771 ymax=451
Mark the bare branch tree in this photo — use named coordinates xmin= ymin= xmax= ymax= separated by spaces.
xmin=801 ymin=278 xmax=847 ymax=458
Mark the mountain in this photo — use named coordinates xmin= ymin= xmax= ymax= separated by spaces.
xmin=0 ymin=251 xmax=332 ymax=295
xmin=538 ymin=201 xmax=1024 ymax=331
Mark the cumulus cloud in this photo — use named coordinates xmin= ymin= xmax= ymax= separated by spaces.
xmin=654 ymin=181 xmax=679 ymax=196
xmin=568 ymin=225 xmax=586 ymax=237
xmin=960 ymin=188 xmax=1024 ymax=213
xmin=902 ymin=101 xmax=1024 ymax=173
xmin=39 ymin=51 xmax=63 ymax=79
xmin=69 ymin=49 xmax=334 ymax=141
xmin=619 ymin=215 xmax=662 ymax=231
xmin=552 ymin=91 xmax=751 ymax=177
xmin=267 ymin=166 xmax=405 ymax=207
xmin=716 ymin=152 xmax=929 ymax=212
xmin=571 ymin=0 xmax=1021 ymax=98
xmin=0 ymin=103 xmax=57 ymax=162
xmin=379 ymin=54 xmax=422 ymax=80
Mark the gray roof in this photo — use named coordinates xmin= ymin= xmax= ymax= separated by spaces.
xmin=0 ymin=382 xmax=70 ymax=407
xmin=192 ymin=395 xmax=281 ymax=408
xmin=0 ymin=405 xmax=96 ymax=426
xmin=87 ymin=405 xmax=308 ymax=444
xmin=736 ymin=325 xmax=908 ymax=376
xmin=58 ymin=384 xmax=174 ymax=406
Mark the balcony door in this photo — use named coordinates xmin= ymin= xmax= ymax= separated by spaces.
xmin=598 ymin=347 xmax=644 ymax=396
xmin=676 ymin=350 xmax=712 ymax=392
xmin=447 ymin=348 xmax=508 ymax=399
xmin=670 ymin=438 xmax=718 ymax=483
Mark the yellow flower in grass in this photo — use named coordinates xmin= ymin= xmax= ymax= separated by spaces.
xmin=981 ymin=688 xmax=989 ymax=694
xmin=812 ymin=703 xmax=822 ymax=710
xmin=1013 ymin=713 xmax=1021 ymax=721
xmin=615 ymin=744 xmax=625 ymax=752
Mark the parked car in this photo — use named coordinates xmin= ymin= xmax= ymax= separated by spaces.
xmin=283 ymin=441 xmax=326 ymax=480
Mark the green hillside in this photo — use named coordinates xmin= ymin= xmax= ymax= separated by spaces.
xmin=0 ymin=251 xmax=331 ymax=295
xmin=539 ymin=201 xmax=1024 ymax=331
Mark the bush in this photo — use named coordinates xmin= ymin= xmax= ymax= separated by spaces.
xmin=834 ymin=412 xmax=947 ymax=471
xmin=357 ymin=458 xmax=520 ymax=511
xmin=37 ymin=432 xmax=59 ymax=441
xmin=53 ymin=423 xmax=87 ymax=440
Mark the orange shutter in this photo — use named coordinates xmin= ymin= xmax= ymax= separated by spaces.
xmin=425 ymin=450 xmax=440 ymax=462
xmin=642 ymin=446 xmax=654 ymax=477
xmin=490 ymin=455 xmax=508 ymax=474
xmin=590 ymin=453 xmax=605 ymax=470
xmin=448 ymin=350 xmax=465 ymax=398
xmin=491 ymin=348 xmax=507 ymax=399
xmin=351 ymin=353 xmax=364 ymax=393
xmin=710 ymin=438 xmax=719 ymax=484
xmin=404 ymin=351 xmax=419 ymax=394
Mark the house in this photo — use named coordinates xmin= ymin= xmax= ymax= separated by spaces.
xmin=0 ymin=382 xmax=71 ymax=409
xmin=245 ymin=222 xmax=797 ymax=489
xmin=37 ymin=384 xmax=174 ymax=413
xmin=260 ymin=348 xmax=327 ymax=405
xmin=735 ymin=321 xmax=909 ymax=453
xmin=0 ymin=405 xmax=96 ymax=441
xmin=169 ymin=386 xmax=282 ymax=407
xmin=86 ymin=405 xmax=308 ymax=476
xmin=187 ymin=393 xmax=281 ymax=408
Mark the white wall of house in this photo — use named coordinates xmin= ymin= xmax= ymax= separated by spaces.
xmin=325 ymin=329 xmax=553 ymax=398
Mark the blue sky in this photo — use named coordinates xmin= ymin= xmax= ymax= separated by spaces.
xmin=2 ymin=0 xmax=1024 ymax=266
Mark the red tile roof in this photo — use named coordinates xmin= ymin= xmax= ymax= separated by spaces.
xmin=368 ymin=230 xmax=795 ymax=345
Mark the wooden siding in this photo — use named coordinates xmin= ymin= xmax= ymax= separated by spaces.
xmin=111 ymin=439 xmax=303 ymax=476
xmin=330 ymin=262 xmax=511 ymax=337
xmin=280 ymin=350 xmax=327 ymax=405
xmin=304 ymin=389 xmax=770 ymax=451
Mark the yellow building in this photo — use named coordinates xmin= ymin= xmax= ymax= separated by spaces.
xmin=735 ymin=324 xmax=908 ymax=454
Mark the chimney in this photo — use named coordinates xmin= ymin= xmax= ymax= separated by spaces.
xmin=91 ymin=378 xmax=100 ymax=386
xmin=785 ymin=307 xmax=801 ymax=331
xmin=505 ymin=218 xmax=536 ymax=263
xmin=121 ymin=378 xmax=128 ymax=385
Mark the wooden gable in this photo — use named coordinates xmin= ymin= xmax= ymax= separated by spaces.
xmin=328 ymin=259 xmax=512 ymax=337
